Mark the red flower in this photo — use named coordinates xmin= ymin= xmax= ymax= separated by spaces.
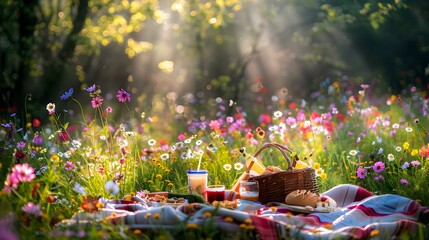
xmin=32 ymin=118 xmax=41 ymax=128
xmin=310 ymin=112 xmax=321 ymax=120
xmin=58 ymin=132 xmax=70 ymax=142
xmin=258 ymin=114 xmax=271 ymax=124
xmin=288 ymin=102 xmax=297 ymax=110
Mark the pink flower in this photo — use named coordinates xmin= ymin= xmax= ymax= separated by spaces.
xmin=411 ymin=160 xmax=420 ymax=167
xmin=3 ymin=174 xmax=19 ymax=193
xmin=372 ymin=161 xmax=385 ymax=173
xmin=286 ymin=117 xmax=296 ymax=126
xmin=356 ymin=166 xmax=367 ymax=179
xmin=64 ymin=161 xmax=76 ymax=171
xmin=209 ymin=120 xmax=221 ymax=131
xmin=106 ymin=106 xmax=113 ymax=113
xmin=226 ymin=116 xmax=234 ymax=123
xmin=296 ymin=112 xmax=306 ymax=122
xmin=22 ymin=202 xmax=42 ymax=217
xmin=91 ymin=96 xmax=103 ymax=108
xmin=177 ymin=134 xmax=185 ymax=141
xmin=12 ymin=163 xmax=35 ymax=183
xmin=116 ymin=89 xmax=131 ymax=103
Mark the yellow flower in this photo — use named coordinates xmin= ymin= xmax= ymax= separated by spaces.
xmin=370 ymin=229 xmax=380 ymax=237
xmin=411 ymin=149 xmax=418 ymax=156
xmin=167 ymin=182 xmax=174 ymax=188
xmin=244 ymin=218 xmax=252 ymax=224
xmin=286 ymin=212 xmax=294 ymax=217
xmin=96 ymin=201 xmax=104 ymax=209
xmin=156 ymin=174 xmax=163 ymax=180
xmin=147 ymin=180 xmax=153 ymax=184
xmin=97 ymin=230 xmax=106 ymax=237
xmin=224 ymin=216 xmax=233 ymax=222
xmin=50 ymin=154 xmax=60 ymax=162
xmin=133 ymin=229 xmax=142 ymax=235
xmin=153 ymin=213 xmax=161 ymax=219
xmin=315 ymin=168 xmax=324 ymax=176
xmin=203 ymin=211 xmax=212 ymax=218
xmin=403 ymin=142 xmax=410 ymax=150
xmin=320 ymin=172 xmax=328 ymax=180
xmin=145 ymin=213 xmax=152 ymax=218
xmin=313 ymin=162 xmax=321 ymax=169
xmin=186 ymin=223 xmax=200 ymax=229
xmin=246 ymin=225 xmax=255 ymax=230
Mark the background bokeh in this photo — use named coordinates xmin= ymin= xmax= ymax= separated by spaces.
xmin=1 ymin=0 xmax=428 ymax=121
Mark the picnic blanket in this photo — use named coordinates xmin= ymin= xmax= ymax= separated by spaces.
xmin=60 ymin=185 xmax=429 ymax=239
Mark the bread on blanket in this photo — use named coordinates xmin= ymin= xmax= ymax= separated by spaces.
xmin=285 ymin=190 xmax=321 ymax=208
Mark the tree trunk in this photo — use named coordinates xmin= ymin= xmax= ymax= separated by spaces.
xmin=37 ymin=0 xmax=89 ymax=103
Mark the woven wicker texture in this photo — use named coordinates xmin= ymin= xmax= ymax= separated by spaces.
xmin=248 ymin=143 xmax=318 ymax=204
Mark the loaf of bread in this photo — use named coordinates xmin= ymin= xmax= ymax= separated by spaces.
xmin=262 ymin=165 xmax=283 ymax=175
xmin=285 ymin=190 xmax=321 ymax=208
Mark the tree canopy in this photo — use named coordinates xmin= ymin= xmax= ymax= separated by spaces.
xmin=1 ymin=0 xmax=428 ymax=116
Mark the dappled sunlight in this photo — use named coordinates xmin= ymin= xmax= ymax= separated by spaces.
xmin=0 ymin=0 xmax=428 ymax=238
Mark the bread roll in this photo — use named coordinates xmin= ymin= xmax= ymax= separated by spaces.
xmin=285 ymin=190 xmax=320 ymax=207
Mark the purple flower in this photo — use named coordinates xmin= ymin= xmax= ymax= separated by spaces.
xmin=400 ymin=179 xmax=409 ymax=185
xmin=60 ymin=88 xmax=73 ymax=100
xmin=374 ymin=175 xmax=384 ymax=181
xmin=401 ymin=162 xmax=410 ymax=169
xmin=22 ymin=202 xmax=42 ymax=217
xmin=33 ymin=134 xmax=43 ymax=146
xmin=116 ymin=89 xmax=131 ymax=103
xmin=85 ymin=84 xmax=96 ymax=93
xmin=372 ymin=161 xmax=385 ymax=173
xmin=356 ymin=166 xmax=367 ymax=179
xmin=16 ymin=141 xmax=26 ymax=150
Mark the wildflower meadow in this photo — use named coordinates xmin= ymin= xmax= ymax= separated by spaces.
xmin=0 ymin=80 xmax=429 ymax=239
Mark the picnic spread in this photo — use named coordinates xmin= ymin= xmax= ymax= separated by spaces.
xmin=57 ymin=143 xmax=429 ymax=239
xmin=59 ymin=185 xmax=429 ymax=239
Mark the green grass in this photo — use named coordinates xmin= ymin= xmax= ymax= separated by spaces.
xmin=0 ymin=82 xmax=428 ymax=238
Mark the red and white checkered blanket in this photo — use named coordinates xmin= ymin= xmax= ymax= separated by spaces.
xmin=63 ymin=186 xmax=429 ymax=239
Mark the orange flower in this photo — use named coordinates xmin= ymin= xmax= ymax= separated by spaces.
xmin=370 ymin=229 xmax=380 ymax=237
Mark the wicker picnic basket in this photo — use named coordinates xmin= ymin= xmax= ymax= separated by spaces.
xmin=248 ymin=143 xmax=318 ymax=204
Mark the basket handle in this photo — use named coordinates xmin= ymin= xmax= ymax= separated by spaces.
xmin=250 ymin=142 xmax=297 ymax=171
